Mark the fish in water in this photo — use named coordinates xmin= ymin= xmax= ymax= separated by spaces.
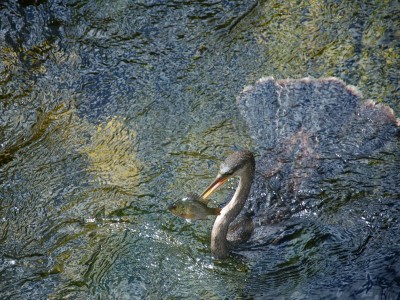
xmin=168 ymin=193 xmax=221 ymax=220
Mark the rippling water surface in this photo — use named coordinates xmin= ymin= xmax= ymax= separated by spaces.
xmin=0 ymin=1 xmax=399 ymax=299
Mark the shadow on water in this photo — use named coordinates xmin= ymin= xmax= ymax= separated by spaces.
xmin=0 ymin=0 xmax=399 ymax=299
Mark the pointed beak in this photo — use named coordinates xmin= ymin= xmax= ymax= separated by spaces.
xmin=200 ymin=174 xmax=230 ymax=200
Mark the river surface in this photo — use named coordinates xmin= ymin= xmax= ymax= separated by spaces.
xmin=0 ymin=1 xmax=399 ymax=299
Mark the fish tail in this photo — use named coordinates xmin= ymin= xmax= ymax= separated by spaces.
xmin=214 ymin=207 xmax=221 ymax=215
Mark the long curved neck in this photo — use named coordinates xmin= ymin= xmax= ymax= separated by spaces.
xmin=211 ymin=166 xmax=254 ymax=259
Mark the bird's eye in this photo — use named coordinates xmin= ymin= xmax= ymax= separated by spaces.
xmin=223 ymin=170 xmax=234 ymax=176
xmin=220 ymin=164 xmax=235 ymax=176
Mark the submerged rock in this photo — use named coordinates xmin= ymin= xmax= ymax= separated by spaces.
xmin=236 ymin=77 xmax=399 ymax=223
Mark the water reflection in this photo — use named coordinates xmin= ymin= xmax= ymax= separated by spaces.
xmin=0 ymin=0 xmax=399 ymax=298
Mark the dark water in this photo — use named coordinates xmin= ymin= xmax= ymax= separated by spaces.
xmin=0 ymin=0 xmax=399 ymax=299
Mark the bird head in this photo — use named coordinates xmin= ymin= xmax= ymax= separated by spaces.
xmin=201 ymin=151 xmax=255 ymax=200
